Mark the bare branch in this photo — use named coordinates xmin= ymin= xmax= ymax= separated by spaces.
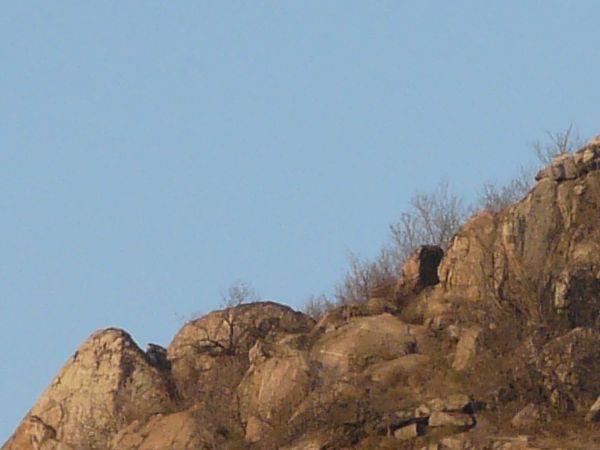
xmin=532 ymin=124 xmax=584 ymax=166
xmin=390 ymin=181 xmax=466 ymax=260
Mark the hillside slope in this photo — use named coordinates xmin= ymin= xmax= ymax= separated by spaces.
xmin=4 ymin=141 xmax=600 ymax=450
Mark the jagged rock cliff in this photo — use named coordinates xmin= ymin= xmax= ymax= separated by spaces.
xmin=4 ymin=141 xmax=600 ymax=450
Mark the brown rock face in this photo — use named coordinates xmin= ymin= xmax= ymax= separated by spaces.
xmin=310 ymin=313 xmax=425 ymax=375
xmin=3 ymin=329 xmax=177 ymax=450
xmin=167 ymin=301 xmax=314 ymax=412
xmin=237 ymin=340 xmax=315 ymax=442
xmin=5 ymin=142 xmax=600 ymax=449
xmin=109 ymin=409 xmax=216 ymax=450
xmin=435 ymin=150 xmax=600 ymax=331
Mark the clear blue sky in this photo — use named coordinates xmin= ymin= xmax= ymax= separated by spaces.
xmin=2 ymin=2 xmax=599 ymax=440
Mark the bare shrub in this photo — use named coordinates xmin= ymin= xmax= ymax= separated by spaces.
xmin=303 ymin=294 xmax=335 ymax=320
xmin=477 ymin=125 xmax=586 ymax=212
xmin=390 ymin=181 xmax=466 ymax=260
xmin=220 ymin=281 xmax=258 ymax=308
xmin=477 ymin=166 xmax=532 ymax=212
xmin=532 ymin=124 xmax=584 ymax=166
xmin=193 ymin=281 xmax=260 ymax=356
xmin=304 ymin=126 xmax=585 ymax=313
xmin=333 ymin=248 xmax=399 ymax=305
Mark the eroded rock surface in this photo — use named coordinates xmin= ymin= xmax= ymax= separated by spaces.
xmin=4 ymin=329 xmax=177 ymax=450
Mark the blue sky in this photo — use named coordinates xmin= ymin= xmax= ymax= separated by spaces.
xmin=2 ymin=2 xmax=599 ymax=440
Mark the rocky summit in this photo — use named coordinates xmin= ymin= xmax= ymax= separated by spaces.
xmin=4 ymin=141 xmax=600 ymax=450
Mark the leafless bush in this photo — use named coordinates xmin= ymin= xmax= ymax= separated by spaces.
xmin=220 ymin=281 xmax=258 ymax=308
xmin=477 ymin=166 xmax=532 ymax=212
xmin=334 ymin=248 xmax=399 ymax=305
xmin=193 ymin=281 xmax=260 ymax=356
xmin=532 ymin=124 xmax=584 ymax=166
xmin=305 ymin=126 xmax=585 ymax=313
xmin=390 ymin=181 xmax=466 ymax=260
xmin=303 ymin=294 xmax=335 ymax=320
xmin=477 ymin=125 xmax=586 ymax=212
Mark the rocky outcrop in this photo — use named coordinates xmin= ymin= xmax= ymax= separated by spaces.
xmin=435 ymin=143 xmax=600 ymax=331
xmin=3 ymin=329 xmax=177 ymax=450
xmin=166 ymin=301 xmax=314 ymax=428
xmin=5 ymin=140 xmax=600 ymax=449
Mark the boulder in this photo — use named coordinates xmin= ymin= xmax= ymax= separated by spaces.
xmin=428 ymin=411 xmax=475 ymax=429
xmin=237 ymin=340 xmax=315 ymax=443
xmin=365 ymin=353 xmax=429 ymax=385
xmin=427 ymin=394 xmax=473 ymax=413
xmin=311 ymin=314 xmax=427 ymax=375
xmin=393 ymin=423 xmax=420 ymax=440
xmin=168 ymin=301 xmax=314 ymax=404
xmin=452 ymin=327 xmax=481 ymax=371
xmin=510 ymin=403 xmax=543 ymax=428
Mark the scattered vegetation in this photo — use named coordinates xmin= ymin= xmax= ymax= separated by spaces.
xmin=303 ymin=125 xmax=586 ymax=317
xmin=192 ymin=281 xmax=260 ymax=356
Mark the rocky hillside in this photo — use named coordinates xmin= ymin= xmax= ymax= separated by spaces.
xmin=4 ymin=141 xmax=600 ymax=450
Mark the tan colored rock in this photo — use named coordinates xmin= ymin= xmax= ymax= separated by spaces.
xmin=428 ymin=411 xmax=475 ymax=429
xmin=511 ymin=403 xmax=543 ymax=428
xmin=311 ymin=314 xmax=426 ymax=375
xmin=434 ymin=165 xmax=600 ymax=335
xmin=490 ymin=435 xmax=540 ymax=450
xmin=415 ymin=404 xmax=431 ymax=418
xmin=1 ymin=415 xmax=74 ymax=450
xmin=427 ymin=393 xmax=472 ymax=412
xmin=535 ymin=153 xmax=581 ymax=182
xmin=237 ymin=340 xmax=314 ymax=443
xmin=452 ymin=327 xmax=481 ymax=371
xmin=365 ymin=353 xmax=429 ymax=385
xmin=168 ymin=302 xmax=314 ymax=399
xmin=279 ymin=433 xmax=332 ymax=450
xmin=438 ymin=434 xmax=476 ymax=449
xmin=393 ymin=422 xmax=419 ymax=440
xmin=109 ymin=409 xmax=213 ymax=450
xmin=3 ymin=329 xmax=177 ymax=450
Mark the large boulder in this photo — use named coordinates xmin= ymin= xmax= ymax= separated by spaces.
xmin=167 ymin=301 xmax=314 ymax=404
xmin=310 ymin=314 xmax=429 ymax=376
xmin=452 ymin=326 xmax=482 ymax=371
xmin=237 ymin=339 xmax=316 ymax=443
xmin=3 ymin=329 xmax=177 ymax=450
